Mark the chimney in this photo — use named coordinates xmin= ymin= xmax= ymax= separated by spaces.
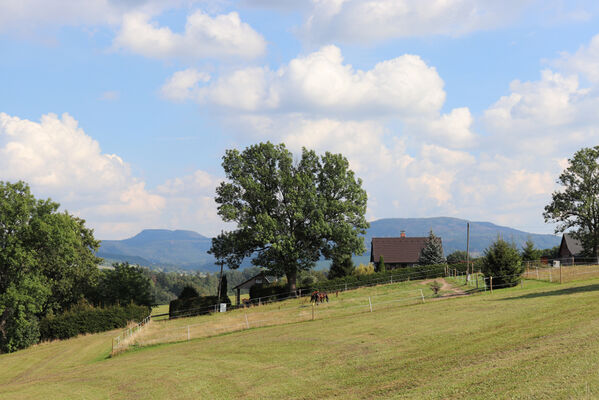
xmin=400 ymin=230 xmax=406 ymax=238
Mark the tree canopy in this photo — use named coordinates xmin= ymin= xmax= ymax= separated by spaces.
xmin=210 ymin=142 xmax=369 ymax=290
xmin=480 ymin=237 xmax=523 ymax=287
xmin=521 ymin=238 xmax=540 ymax=262
xmin=0 ymin=181 xmax=101 ymax=352
xmin=544 ymin=146 xmax=599 ymax=257
xmin=418 ymin=230 xmax=446 ymax=265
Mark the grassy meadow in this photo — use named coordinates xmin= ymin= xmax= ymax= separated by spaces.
xmin=3 ymin=277 xmax=599 ymax=399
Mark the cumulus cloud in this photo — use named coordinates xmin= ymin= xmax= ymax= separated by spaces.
xmin=0 ymin=112 xmax=226 ymax=239
xmin=185 ymin=46 xmax=445 ymax=116
xmin=114 ymin=10 xmax=267 ymax=60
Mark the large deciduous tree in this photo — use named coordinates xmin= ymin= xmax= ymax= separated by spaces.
xmin=211 ymin=142 xmax=369 ymax=291
xmin=0 ymin=181 xmax=101 ymax=352
xmin=544 ymin=146 xmax=599 ymax=257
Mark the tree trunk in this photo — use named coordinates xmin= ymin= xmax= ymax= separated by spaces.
xmin=286 ymin=269 xmax=297 ymax=295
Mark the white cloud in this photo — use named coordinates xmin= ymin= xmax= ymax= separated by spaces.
xmin=301 ymin=0 xmax=533 ymax=44
xmin=0 ymin=112 xmax=228 ymax=239
xmin=169 ymin=45 xmax=446 ymax=116
xmin=114 ymin=10 xmax=267 ymax=60
xmin=554 ymin=33 xmax=599 ymax=84
xmin=160 ymin=69 xmax=210 ymax=101
xmin=0 ymin=0 xmax=191 ymax=32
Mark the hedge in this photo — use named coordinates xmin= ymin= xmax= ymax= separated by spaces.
xmin=40 ymin=304 xmax=150 ymax=341
xmin=169 ymin=295 xmax=231 ymax=319
xmin=249 ymin=263 xmax=469 ymax=300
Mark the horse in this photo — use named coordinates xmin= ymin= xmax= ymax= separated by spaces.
xmin=310 ymin=291 xmax=329 ymax=304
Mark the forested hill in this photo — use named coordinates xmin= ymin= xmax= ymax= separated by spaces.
xmin=98 ymin=229 xmax=215 ymax=271
xmin=97 ymin=218 xmax=561 ymax=271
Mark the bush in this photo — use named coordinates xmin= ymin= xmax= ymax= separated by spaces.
xmin=169 ymin=295 xmax=231 ymax=318
xmin=481 ymin=238 xmax=523 ymax=288
xmin=39 ymin=303 xmax=150 ymax=341
xmin=354 ymin=263 xmax=375 ymax=276
xmin=179 ymin=286 xmax=200 ymax=299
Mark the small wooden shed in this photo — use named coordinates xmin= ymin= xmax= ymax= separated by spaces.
xmin=231 ymin=272 xmax=276 ymax=306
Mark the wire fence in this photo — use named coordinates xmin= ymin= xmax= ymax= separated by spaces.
xmin=112 ymin=261 xmax=599 ymax=354
xmin=119 ymin=288 xmax=428 ymax=351
xmin=167 ymin=266 xmax=459 ymax=319
xmin=112 ymin=314 xmax=151 ymax=355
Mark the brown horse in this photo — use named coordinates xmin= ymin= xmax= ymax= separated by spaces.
xmin=310 ymin=291 xmax=329 ymax=304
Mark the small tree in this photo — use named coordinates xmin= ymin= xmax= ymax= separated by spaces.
xmin=481 ymin=238 xmax=523 ymax=288
xmin=377 ymin=255 xmax=386 ymax=272
xmin=429 ymin=280 xmax=442 ymax=296
xmin=418 ymin=230 xmax=446 ymax=265
xmin=329 ymin=256 xmax=354 ymax=279
xmin=354 ymin=263 xmax=375 ymax=276
xmin=446 ymin=250 xmax=468 ymax=264
xmin=219 ymin=275 xmax=228 ymax=303
xmin=521 ymin=238 xmax=540 ymax=262
xmin=179 ymin=286 xmax=199 ymax=299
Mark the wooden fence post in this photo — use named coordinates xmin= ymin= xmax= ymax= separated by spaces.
xmin=368 ymin=297 xmax=373 ymax=312
xmin=560 ymin=263 xmax=563 ymax=284
xmin=490 ymin=276 xmax=493 ymax=293
xmin=311 ymin=303 xmax=315 ymax=321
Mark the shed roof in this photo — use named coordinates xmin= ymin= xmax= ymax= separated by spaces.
xmin=370 ymin=237 xmax=440 ymax=264
xmin=562 ymin=233 xmax=584 ymax=257
xmin=232 ymin=272 xmax=276 ymax=290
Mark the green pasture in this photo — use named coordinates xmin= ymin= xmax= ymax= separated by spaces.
xmin=3 ymin=277 xmax=599 ymax=399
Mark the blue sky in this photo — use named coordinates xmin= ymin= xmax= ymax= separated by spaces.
xmin=2 ymin=0 xmax=599 ymax=239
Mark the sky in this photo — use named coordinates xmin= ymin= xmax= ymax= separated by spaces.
xmin=1 ymin=0 xmax=599 ymax=240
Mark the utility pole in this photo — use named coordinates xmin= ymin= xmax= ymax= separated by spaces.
xmin=466 ymin=222 xmax=470 ymax=276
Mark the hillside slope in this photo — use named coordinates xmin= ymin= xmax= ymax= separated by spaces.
xmin=2 ymin=278 xmax=599 ymax=399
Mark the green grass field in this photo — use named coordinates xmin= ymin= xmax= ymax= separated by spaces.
xmin=3 ymin=277 xmax=599 ymax=399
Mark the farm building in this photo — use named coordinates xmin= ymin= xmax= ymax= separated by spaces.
xmin=559 ymin=233 xmax=583 ymax=259
xmin=231 ymin=272 xmax=277 ymax=306
xmin=370 ymin=231 xmax=443 ymax=269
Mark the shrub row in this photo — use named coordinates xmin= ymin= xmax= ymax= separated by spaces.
xmin=169 ymin=295 xmax=231 ymax=318
xmin=249 ymin=263 xmax=469 ymax=300
xmin=40 ymin=304 xmax=150 ymax=341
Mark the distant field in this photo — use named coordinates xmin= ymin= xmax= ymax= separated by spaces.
xmin=4 ymin=277 xmax=599 ymax=399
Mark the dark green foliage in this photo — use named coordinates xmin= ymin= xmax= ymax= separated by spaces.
xmin=0 ymin=276 xmax=50 ymax=353
xmin=446 ymin=250 xmax=468 ymax=264
xmin=521 ymin=238 xmax=540 ymax=261
xmin=544 ymin=146 xmax=599 ymax=257
xmin=178 ymin=286 xmax=200 ymax=299
xmin=376 ymin=255 xmax=386 ymax=273
xmin=540 ymin=246 xmax=560 ymax=259
xmin=249 ymin=283 xmax=291 ymax=301
xmin=418 ymin=230 xmax=446 ymax=265
xmin=219 ymin=275 xmax=228 ymax=303
xmin=481 ymin=238 xmax=523 ymax=288
xmin=211 ymin=142 xmax=369 ymax=291
xmin=94 ymin=263 xmax=154 ymax=307
xmin=0 ymin=181 xmax=101 ymax=352
xmin=328 ymin=256 xmax=354 ymax=279
xmin=169 ymin=295 xmax=229 ymax=318
xmin=39 ymin=303 xmax=150 ymax=341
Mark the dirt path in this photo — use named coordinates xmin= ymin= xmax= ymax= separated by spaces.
xmin=420 ymin=278 xmax=466 ymax=298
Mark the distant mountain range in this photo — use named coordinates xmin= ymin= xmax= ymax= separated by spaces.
xmin=97 ymin=217 xmax=561 ymax=271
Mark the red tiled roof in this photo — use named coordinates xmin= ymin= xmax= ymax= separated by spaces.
xmin=370 ymin=237 xmax=441 ymax=264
